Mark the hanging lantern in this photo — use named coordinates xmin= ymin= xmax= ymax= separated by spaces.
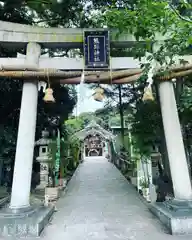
xmin=142 ymin=86 xmax=154 ymax=102
xmin=93 ymin=87 xmax=105 ymax=102
xmin=43 ymin=88 xmax=55 ymax=103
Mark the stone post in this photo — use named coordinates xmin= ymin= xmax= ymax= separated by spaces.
xmin=107 ymin=140 xmax=112 ymax=161
xmin=10 ymin=42 xmax=41 ymax=210
xmin=158 ymin=81 xmax=192 ymax=201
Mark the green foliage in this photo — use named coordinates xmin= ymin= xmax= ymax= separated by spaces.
xmin=65 ymin=118 xmax=84 ymax=134
xmin=59 ymin=123 xmax=81 ymax=176
xmin=48 ymin=138 xmax=57 ymax=186
xmin=178 ymin=85 xmax=192 ymax=146
xmin=139 ymin=177 xmax=149 ymax=188
xmin=179 ymin=86 xmax=192 ymax=115
xmin=37 ymin=84 xmax=77 ymax=139
xmin=48 ymin=139 xmax=57 ymax=169
xmin=0 ymin=1 xmax=78 ymax=165
xmin=48 ymin=125 xmax=81 ymax=183
xmin=104 ymin=0 xmax=192 ymax=67
xmin=60 ymin=138 xmax=68 ymax=178
xmin=65 ymin=112 xmax=108 ymax=135
xmin=99 ymin=0 xmax=192 ymax=160
xmin=0 ymin=80 xmax=76 ymax=164
xmin=0 ymin=79 xmax=22 ymax=161
xmin=131 ymin=101 xmax=162 ymax=156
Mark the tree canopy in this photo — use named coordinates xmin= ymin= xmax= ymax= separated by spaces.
xmin=104 ymin=0 xmax=192 ymax=67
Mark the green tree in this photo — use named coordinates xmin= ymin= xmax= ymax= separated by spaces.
xmin=104 ymin=0 xmax=192 ymax=66
xmin=97 ymin=0 xmax=192 ymax=177
xmin=0 ymin=1 xmax=78 ymax=163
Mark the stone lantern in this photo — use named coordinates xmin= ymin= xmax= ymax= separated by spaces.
xmin=35 ymin=130 xmax=51 ymax=189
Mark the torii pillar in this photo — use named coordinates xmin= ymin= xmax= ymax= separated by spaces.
xmin=158 ymin=81 xmax=192 ymax=201
xmin=151 ymin=80 xmax=192 ymax=235
xmin=9 ymin=42 xmax=41 ymax=211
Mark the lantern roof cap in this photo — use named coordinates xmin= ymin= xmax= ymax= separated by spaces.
xmin=35 ymin=130 xmax=52 ymax=146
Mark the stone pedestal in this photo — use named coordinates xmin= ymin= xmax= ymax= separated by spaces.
xmin=150 ymin=201 xmax=192 ymax=235
xmin=45 ymin=187 xmax=59 ymax=202
xmin=0 ymin=206 xmax=54 ymax=237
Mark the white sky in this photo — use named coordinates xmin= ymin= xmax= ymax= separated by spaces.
xmin=73 ymin=84 xmax=104 ymax=116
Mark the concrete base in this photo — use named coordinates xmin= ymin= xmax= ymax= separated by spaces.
xmin=149 ymin=200 xmax=192 ymax=235
xmin=0 ymin=205 xmax=54 ymax=237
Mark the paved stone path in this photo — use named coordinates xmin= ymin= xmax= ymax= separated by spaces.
xmin=41 ymin=157 xmax=191 ymax=240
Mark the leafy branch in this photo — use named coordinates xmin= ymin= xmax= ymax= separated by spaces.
xmin=169 ymin=2 xmax=192 ymax=23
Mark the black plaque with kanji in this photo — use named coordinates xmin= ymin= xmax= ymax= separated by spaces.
xmin=84 ymin=30 xmax=110 ymax=69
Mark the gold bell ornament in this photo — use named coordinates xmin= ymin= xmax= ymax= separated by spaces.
xmin=43 ymin=88 xmax=55 ymax=103
xmin=142 ymin=85 xmax=154 ymax=102
xmin=43 ymin=69 xmax=55 ymax=103
xmin=93 ymin=87 xmax=105 ymax=102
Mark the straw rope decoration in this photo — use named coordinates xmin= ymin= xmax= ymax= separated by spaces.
xmin=142 ymin=58 xmax=157 ymax=102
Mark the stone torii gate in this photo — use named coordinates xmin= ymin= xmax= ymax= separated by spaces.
xmin=0 ymin=20 xmax=192 ymax=236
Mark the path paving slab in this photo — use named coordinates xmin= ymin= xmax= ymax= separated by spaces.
xmin=1 ymin=157 xmax=192 ymax=239
xmin=39 ymin=157 xmax=192 ymax=240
